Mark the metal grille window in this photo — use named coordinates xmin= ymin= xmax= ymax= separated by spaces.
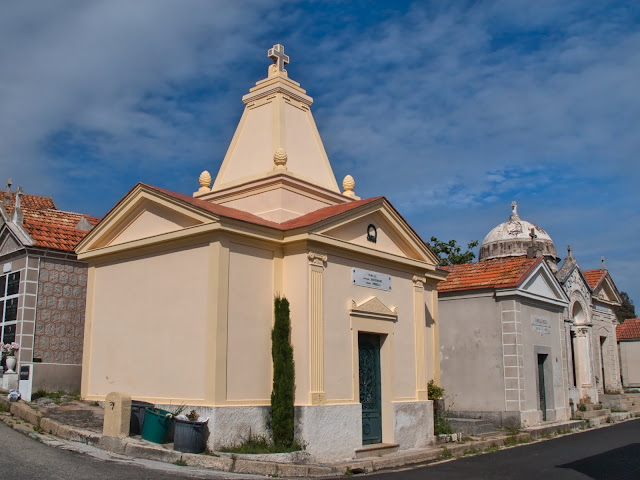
xmin=0 ymin=272 xmax=20 ymax=344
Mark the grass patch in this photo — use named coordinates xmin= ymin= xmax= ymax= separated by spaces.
xmin=31 ymin=389 xmax=81 ymax=404
xmin=439 ymin=446 xmax=453 ymax=460
xmin=33 ymin=425 xmax=41 ymax=433
xmin=434 ymin=416 xmax=453 ymax=435
xmin=0 ymin=403 xmax=9 ymax=413
xmin=463 ymin=445 xmax=480 ymax=456
xmin=504 ymin=436 xmax=518 ymax=447
xmin=173 ymin=459 xmax=187 ymax=466
xmin=220 ymin=434 xmax=304 ymax=454
xmin=485 ymin=443 xmax=500 ymax=453
xmin=505 ymin=425 xmax=520 ymax=435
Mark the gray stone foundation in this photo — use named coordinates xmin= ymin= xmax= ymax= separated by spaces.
xmin=295 ymin=403 xmax=362 ymax=462
xmin=392 ymin=400 xmax=434 ymax=449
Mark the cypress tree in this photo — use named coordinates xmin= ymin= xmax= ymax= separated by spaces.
xmin=271 ymin=296 xmax=295 ymax=447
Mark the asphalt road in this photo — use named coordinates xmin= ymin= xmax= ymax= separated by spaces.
xmin=0 ymin=421 xmax=255 ymax=480
xmin=1 ymin=419 xmax=638 ymax=479
xmin=367 ymin=419 xmax=640 ymax=480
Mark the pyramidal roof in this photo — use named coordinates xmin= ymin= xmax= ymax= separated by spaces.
xmin=203 ymin=44 xmax=340 ymax=195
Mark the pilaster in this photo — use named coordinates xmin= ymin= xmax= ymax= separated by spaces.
xmin=308 ymin=252 xmax=327 ymax=405
xmin=501 ymin=300 xmax=525 ymax=412
xmin=412 ymin=275 xmax=428 ymax=400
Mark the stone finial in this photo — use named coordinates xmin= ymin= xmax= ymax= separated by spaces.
xmin=196 ymin=170 xmax=212 ymax=194
xmin=268 ymin=44 xmax=289 ymax=78
xmin=567 ymin=245 xmax=572 ymax=258
xmin=3 ymin=178 xmax=11 ymax=205
xmin=342 ymin=175 xmax=360 ymax=200
xmin=11 ymin=187 xmax=24 ymax=225
xmin=601 ymin=256 xmax=606 ymax=271
xmin=273 ymin=147 xmax=288 ymax=170
xmin=529 ymin=227 xmax=537 ymax=245
xmin=510 ymin=200 xmax=520 ymax=220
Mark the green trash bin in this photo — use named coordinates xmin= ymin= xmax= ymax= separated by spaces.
xmin=141 ymin=408 xmax=174 ymax=444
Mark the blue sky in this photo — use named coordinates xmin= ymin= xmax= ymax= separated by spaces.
xmin=1 ymin=1 xmax=638 ymax=307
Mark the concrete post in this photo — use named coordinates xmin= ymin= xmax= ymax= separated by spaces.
xmin=103 ymin=392 xmax=132 ymax=438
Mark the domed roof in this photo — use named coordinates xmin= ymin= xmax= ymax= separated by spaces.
xmin=479 ymin=201 xmax=559 ymax=263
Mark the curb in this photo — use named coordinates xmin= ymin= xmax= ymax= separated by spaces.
xmin=1 ymin=396 xmax=637 ymax=477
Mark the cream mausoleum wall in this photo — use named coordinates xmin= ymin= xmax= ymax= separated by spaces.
xmin=226 ymin=242 xmax=274 ymax=402
xmin=86 ymin=245 xmax=210 ymax=400
xmin=619 ymin=341 xmax=640 ymax=387
xmin=439 ymin=292 xmax=507 ymax=413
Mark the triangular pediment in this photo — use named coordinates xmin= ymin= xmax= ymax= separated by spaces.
xmin=351 ymin=296 xmax=398 ymax=320
xmin=513 ymin=261 xmax=569 ymax=306
xmin=315 ymin=201 xmax=438 ymax=264
xmin=0 ymin=227 xmax=24 ymax=256
xmin=593 ymin=274 xmax=622 ymax=305
xmin=76 ymin=184 xmax=217 ymax=254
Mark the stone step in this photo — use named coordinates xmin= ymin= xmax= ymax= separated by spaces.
xmin=576 ymin=408 xmax=611 ymax=419
xmin=354 ymin=443 xmax=399 ymax=459
xmin=448 ymin=418 xmax=496 ymax=435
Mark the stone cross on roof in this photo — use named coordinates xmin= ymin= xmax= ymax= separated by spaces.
xmin=268 ymin=44 xmax=289 ymax=72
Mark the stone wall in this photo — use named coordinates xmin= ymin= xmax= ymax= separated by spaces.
xmin=33 ymin=258 xmax=87 ymax=365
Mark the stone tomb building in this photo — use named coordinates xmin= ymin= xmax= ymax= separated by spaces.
xmin=439 ymin=202 xmax=623 ymax=426
xmin=0 ymin=182 xmax=98 ymax=392
xmin=439 ymin=256 xmax=572 ymax=427
xmin=76 ymin=46 xmax=446 ymax=461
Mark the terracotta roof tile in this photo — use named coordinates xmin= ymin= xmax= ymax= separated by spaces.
xmin=583 ymin=269 xmax=606 ymax=289
xmin=3 ymin=191 xmax=99 ymax=252
xmin=438 ymin=257 xmax=542 ymax=293
xmin=21 ymin=208 xmax=100 ymax=252
xmin=148 ymin=184 xmax=381 ymax=231
xmin=617 ymin=318 xmax=640 ymax=341
xmin=2 ymin=192 xmax=56 ymax=213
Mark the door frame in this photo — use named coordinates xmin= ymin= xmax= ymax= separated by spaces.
xmin=533 ymin=345 xmax=554 ymax=422
xmin=350 ymin=315 xmax=395 ymax=445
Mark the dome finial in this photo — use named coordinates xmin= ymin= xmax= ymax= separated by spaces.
xmin=510 ymin=200 xmax=519 ymax=220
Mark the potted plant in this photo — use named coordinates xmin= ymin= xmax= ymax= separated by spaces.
xmin=1 ymin=342 xmax=19 ymax=373
xmin=173 ymin=409 xmax=208 ymax=453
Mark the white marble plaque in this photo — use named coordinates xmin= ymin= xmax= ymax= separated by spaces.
xmin=352 ymin=268 xmax=391 ymax=291
xmin=532 ymin=316 xmax=551 ymax=335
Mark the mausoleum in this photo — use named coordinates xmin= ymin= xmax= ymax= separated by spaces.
xmin=76 ymin=45 xmax=446 ymax=460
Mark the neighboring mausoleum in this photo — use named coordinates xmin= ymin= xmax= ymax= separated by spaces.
xmin=76 ymin=45 xmax=446 ymax=461
xmin=0 ymin=180 xmax=98 ymax=394
xmin=617 ymin=318 xmax=640 ymax=388
xmin=439 ymin=202 xmax=624 ymax=428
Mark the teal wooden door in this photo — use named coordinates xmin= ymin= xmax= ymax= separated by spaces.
xmin=359 ymin=333 xmax=382 ymax=445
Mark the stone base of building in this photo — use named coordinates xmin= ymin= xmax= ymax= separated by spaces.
xmin=32 ymin=363 xmax=82 ymax=392
xmin=151 ymin=401 xmax=435 ymax=462
xmin=295 ymin=404 xmax=362 ymax=461
xmin=448 ymin=407 xmax=570 ymax=428
xmin=392 ymin=400 xmax=434 ymax=449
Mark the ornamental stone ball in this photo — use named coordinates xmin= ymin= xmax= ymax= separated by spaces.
xmin=273 ymin=148 xmax=288 ymax=170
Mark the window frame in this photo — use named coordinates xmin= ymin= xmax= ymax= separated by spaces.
xmin=0 ymin=271 xmax=20 ymax=345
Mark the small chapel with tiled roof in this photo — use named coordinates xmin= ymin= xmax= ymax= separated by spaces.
xmin=438 ymin=201 xmax=623 ymax=428
xmin=0 ymin=180 xmax=98 ymax=393
xmin=76 ymin=46 xmax=446 ymax=461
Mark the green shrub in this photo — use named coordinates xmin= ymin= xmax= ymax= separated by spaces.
xmin=427 ymin=380 xmax=444 ymax=400
xmin=271 ymin=296 xmax=295 ymax=448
